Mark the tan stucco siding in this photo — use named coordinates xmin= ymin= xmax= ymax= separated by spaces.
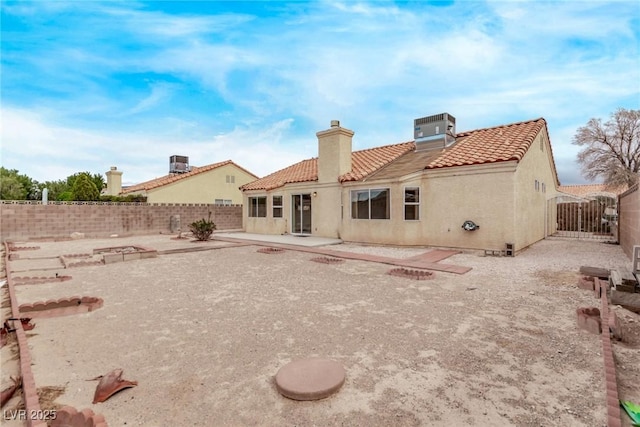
xmin=146 ymin=165 xmax=256 ymax=204
xmin=243 ymin=190 xmax=289 ymax=235
xmin=513 ymin=131 xmax=559 ymax=250
xmin=244 ymin=163 xmax=519 ymax=250
xmin=339 ymin=178 xmax=422 ymax=244
xmin=244 ymin=181 xmax=322 ymax=235
xmin=420 ymin=166 xmax=517 ymax=250
xmin=339 ymin=163 xmax=517 ymax=250
xmin=312 ymin=184 xmax=343 ymax=238
xmin=244 ymin=181 xmax=348 ymax=237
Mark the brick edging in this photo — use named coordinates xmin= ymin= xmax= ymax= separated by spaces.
xmin=4 ymin=242 xmax=47 ymax=427
xmin=596 ymin=278 xmax=623 ymax=427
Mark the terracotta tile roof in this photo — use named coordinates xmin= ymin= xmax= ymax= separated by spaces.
xmin=241 ymin=117 xmax=558 ymax=191
xmin=241 ymin=142 xmax=414 ymax=191
xmin=558 ymin=183 xmax=628 ymax=197
xmin=122 ymin=160 xmax=258 ymax=194
xmin=240 ymin=158 xmax=318 ymax=192
xmin=426 ymin=118 xmax=547 ymax=169
xmin=354 ymin=118 xmax=558 ymax=183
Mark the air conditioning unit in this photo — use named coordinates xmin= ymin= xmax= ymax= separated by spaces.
xmin=414 ymin=113 xmax=456 ymax=151
xmin=169 ymin=155 xmax=190 ymax=174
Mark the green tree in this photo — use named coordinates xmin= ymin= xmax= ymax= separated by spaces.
xmin=57 ymin=191 xmax=74 ymax=201
xmin=573 ymin=108 xmax=640 ymax=187
xmin=67 ymin=172 xmax=105 ymax=194
xmin=0 ymin=175 xmax=27 ymax=200
xmin=38 ymin=179 xmax=69 ymax=201
xmin=71 ymin=173 xmax=100 ymax=201
xmin=0 ymin=169 xmax=107 ymax=201
xmin=0 ymin=167 xmax=39 ymax=199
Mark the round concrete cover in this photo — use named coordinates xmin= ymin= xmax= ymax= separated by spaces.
xmin=275 ymin=358 xmax=346 ymax=401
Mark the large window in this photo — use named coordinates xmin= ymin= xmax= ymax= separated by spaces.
xmin=248 ymin=196 xmax=267 ymax=217
xmin=351 ymin=188 xmax=390 ymax=219
xmin=404 ymin=187 xmax=420 ymax=220
xmin=272 ymin=195 xmax=283 ymax=218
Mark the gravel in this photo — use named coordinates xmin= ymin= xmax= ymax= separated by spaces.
xmin=1 ymin=235 xmax=638 ymax=427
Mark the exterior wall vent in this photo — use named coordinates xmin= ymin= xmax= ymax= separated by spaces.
xmin=170 ymin=155 xmax=190 ymax=174
xmin=414 ymin=113 xmax=456 ymax=152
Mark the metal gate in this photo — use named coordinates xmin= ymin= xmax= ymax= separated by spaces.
xmin=546 ymin=194 xmax=618 ymax=240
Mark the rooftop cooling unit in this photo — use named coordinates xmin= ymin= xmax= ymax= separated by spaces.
xmin=414 ymin=113 xmax=456 ymax=152
xmin=170 ymin=155 xmax=190 ymax=174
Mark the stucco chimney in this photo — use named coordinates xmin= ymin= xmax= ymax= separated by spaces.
xmin=316 ymin=120 xmax=354 ymax=183
xmin=105 ymin=166 xmax=123 ymax=196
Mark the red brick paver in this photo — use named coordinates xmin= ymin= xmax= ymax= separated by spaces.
xmin=51 ymin=406 xmax=107 ymax=427
xmin=214 ymin=236 xmax=472 ymax=274
xmin=403 ymin=249 xmax=461 ymax=263
xmin=596 ymin=278 xmax=623 ymax=427
xmin=3 ymin=242 xmax=47 ymax=427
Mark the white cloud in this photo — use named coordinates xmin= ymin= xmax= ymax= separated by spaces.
xmin=127 ymin=82 xmax=174 ymax=115
xmin=101 ymin=5 xmax=255 ymax=38
xmin=330 ymin=1 xmax=403 ymax=18
xmin=0 ymin=107 xmax=308 ymax=184
xmin=142 ymin=41 xmax=266 ymax=96
xmin=1 ymin=108 xmax=106 ymax=160
xmin=2 ymin=0 xmax=638 ymax=188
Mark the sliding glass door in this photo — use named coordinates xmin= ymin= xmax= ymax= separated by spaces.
xmin=291 ymin=194 xmax=312 ymax=234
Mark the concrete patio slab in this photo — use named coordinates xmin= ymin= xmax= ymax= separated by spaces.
xmin=214 ymin=232 xmax=343 ymax=247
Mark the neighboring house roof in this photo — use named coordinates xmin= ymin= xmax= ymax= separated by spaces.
xmin=558 ymin=183 xmax=628 ymax=198
xmin=241 ymin=142 xmax=414 ymax=191
xmin=122 ymin=160 xmax=258 ymax=194
xmin=241 ymin=118 xmax=557 ymax=192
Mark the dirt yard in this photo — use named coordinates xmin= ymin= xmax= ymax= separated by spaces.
xmin=1 ymin=235 xmax=638 ymax=426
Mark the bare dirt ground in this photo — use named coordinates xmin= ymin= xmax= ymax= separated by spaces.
xmin=1 ymin=235 xmax=638 ymax=427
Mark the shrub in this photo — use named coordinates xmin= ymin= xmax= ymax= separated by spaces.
xmin=56 ymin=190 xmax=74 ymax=201
xmin=122 ymin=194 xmax=148 ymax=203
xmin=71 ymin=173 xmax=99 ymax=201
xmin=99 ymin=194 xmax=147 ymax=203
xmin=189 ymin=212 xmax=216 ymax=241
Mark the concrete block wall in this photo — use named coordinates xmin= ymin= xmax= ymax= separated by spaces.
xmin=0 ymin=201 xmax=243 ymax=241
xmin=618 ymin=184 xmax=639 ymax=260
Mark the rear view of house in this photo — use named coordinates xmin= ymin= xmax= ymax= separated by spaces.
xmin=241 ymin=114 xmax=560 ymax=253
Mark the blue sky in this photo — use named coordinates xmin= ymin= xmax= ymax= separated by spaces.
xmin=1 ymin=1 xmax=639 ymax=186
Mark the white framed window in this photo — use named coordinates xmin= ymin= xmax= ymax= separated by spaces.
xmin=248 ymin=196 xmax=267 ymax=217
xmin=214 ymin=199 xmax=232 ymax=206
xmin=404 ymin=187 xmax=420 ymax=221
xmin=226 ymin=175 xmax=236 ymax=184
xmin=351 ymin=188 xmax=390 ymax=219
xmin=272 ymin=195 xmax=283 ymax=218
